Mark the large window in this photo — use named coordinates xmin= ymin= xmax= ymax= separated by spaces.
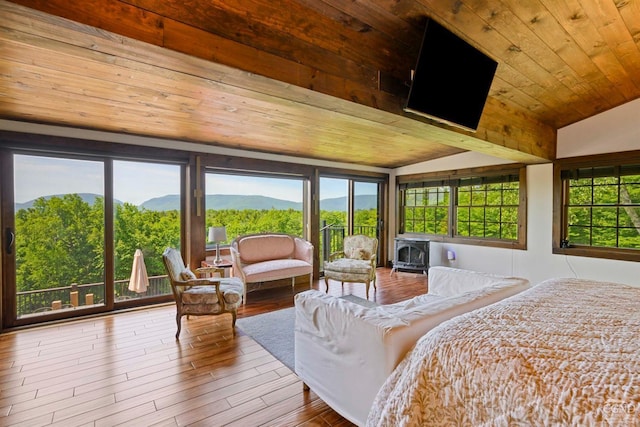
xmin=113 ymin=160 xmax=181 ymax=302
xmin=554 ymin=151 xmax=640 ymax=261
xmin=399 ymin=165 xmax=526 ymax=249
xmin=2 ymin=133 xmax=187 ymax=328
xmin=205 ymin=172 xmax=306 ymax=244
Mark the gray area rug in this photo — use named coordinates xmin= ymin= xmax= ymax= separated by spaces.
xmin=236 ymin=294 xmax=377 ymax=371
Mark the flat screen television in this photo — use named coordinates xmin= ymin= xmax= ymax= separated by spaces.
xmin=404 ymin=18 xmax=498 ymax=132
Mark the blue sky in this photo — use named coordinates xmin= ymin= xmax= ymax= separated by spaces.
xmin=14 ymin=155 xmax=375 ymax=205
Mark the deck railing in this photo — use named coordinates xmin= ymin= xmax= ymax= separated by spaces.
xmin=17 ymin=275 xmax=171 ymax=317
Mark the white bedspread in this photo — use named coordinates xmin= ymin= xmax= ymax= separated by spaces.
xmin=367 ymin=278 xmax=640 ymax=426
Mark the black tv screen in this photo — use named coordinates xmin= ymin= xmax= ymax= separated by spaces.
xmin=404 ymin=18 xmax=498 ymax=132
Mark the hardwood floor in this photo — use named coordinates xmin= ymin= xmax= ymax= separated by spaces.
xmin=0 ymin=268 xmax=427 ymax=426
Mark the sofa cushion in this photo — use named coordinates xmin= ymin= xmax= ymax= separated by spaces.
xmin=242 ymin=259 xmax=312 ymax=283
xmin=238 ymin=234 xmax=295 ymax=263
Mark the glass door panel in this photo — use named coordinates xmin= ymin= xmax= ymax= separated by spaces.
xmin=354 ymin=181 xmax=379 ymax=238
xmin=319 ymin=178 xmax=382 ymax=272
xmin=13 ymin=154 xmax=105 ymax=319
xmin=113 ymin=160 xmax=181 ymax=302
xmin=205 ymin=173 xmax=305 ymax=241
xmin=319 ymin=177 xmax=348 ymax=271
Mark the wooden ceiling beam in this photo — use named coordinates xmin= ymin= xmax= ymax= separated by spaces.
xmin=2 ymin=0 xmax=555 ymax=165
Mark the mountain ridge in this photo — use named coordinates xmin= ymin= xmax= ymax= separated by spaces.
xmin=15 ymin=193 xmax=377 ymax=211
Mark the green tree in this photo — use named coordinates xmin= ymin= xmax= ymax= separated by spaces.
xmin=15 ymin=194 xmax=104 ymax=292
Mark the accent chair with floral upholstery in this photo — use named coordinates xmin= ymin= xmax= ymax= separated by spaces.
xmin=162 ymin=247 xmax=244 ymax=339
xmin=323 ymin=234 xmax=378 ymax=299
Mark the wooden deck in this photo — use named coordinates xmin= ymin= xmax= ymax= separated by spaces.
xmin=0 ymin=268 xmax=428 ymax=426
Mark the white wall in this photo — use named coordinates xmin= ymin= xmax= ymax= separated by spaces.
xmin=557 ymin=97 xmax=640 ymax=158
xmin=392 ymin=99 xmax=640 ymax=287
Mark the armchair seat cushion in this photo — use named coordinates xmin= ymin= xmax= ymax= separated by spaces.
xmin=181 ymin=278 xmax=244 ymax=306
xmin=325 ymin=258 xmax=371 ymax=275
xmin=183 ymin=286 xmax=221 ymax=305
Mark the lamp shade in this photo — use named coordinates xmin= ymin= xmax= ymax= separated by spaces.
xmin=208 ymin=226 xmax=227 ymax=243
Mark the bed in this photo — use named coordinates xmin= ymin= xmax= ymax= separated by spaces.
xmin=366 ymin=278 xmax=640 ymax=426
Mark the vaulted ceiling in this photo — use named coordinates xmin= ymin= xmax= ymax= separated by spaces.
xmin=2 ymin=0 xmax=639 ymax=168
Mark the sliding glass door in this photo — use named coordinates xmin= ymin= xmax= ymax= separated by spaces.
xmin=319 ymin=176 xmax=381 ymax=271
xmin=113 ymin=160 xmax=181 ymax=303
xmin=11 ymin=154 xmax=107 ymax=320
xmin=2 ymin=150 xmax=183 ymax=328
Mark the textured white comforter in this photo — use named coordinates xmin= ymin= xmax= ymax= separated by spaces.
xmin=367 ymin=278 xmax=640 ymax=426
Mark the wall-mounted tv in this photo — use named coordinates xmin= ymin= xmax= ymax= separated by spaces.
xmin=403 ymin=18 xmax=498 ymax=132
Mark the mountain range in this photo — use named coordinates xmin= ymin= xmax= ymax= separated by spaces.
xmin=16 ymin=193 xmax=377 ymax=211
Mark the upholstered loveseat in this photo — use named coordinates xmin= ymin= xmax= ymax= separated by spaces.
xmin=294 ymin=266 xmax=530 ymax=426
xmin=230 ymin=233 xmax=313 ymax=303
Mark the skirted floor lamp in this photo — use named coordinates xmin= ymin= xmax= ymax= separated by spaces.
xmin=208 ymin=226 xmax=227 ymax=265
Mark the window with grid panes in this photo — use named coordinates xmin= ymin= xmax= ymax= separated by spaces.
xmin=561 ymin=164 xmax=640 ymax=250
xmin=398 ymin=165 xmax=526 ymax=249
xmin=403 ymin=186 xmax=449 ymax=234
xmin=456 ymin=179 xmax=520 ymax=240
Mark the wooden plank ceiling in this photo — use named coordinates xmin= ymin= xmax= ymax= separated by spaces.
xmin=1 ymin=0 xmax=639 ymax=168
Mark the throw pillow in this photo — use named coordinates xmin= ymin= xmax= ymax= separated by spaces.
xmin=180 ymin=268 xmax=197 ymax=280
xmin=348 ymin=248 xmax=370 ymax=260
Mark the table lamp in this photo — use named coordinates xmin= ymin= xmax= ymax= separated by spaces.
xmin=208 ymin=226 xmax=227 ymax=265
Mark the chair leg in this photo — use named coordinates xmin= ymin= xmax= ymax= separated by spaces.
xmin=324 ymin=276 xmax=330 ymax=293
xmin=231 ymin=310 xmax=237 ymax=335
xmin=243 ymin=283 xmax=247 ymax=305
xmin=175 ymin=313 xmax=182 ymax=339
xmin=365 ymin=282 xmax=370 ymax=299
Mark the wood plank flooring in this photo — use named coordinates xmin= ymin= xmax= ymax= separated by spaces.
xmin=0 ymin=268 xmax=428 ymax=426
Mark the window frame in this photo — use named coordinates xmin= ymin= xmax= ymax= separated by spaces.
xmin=397 ymin=164 xmax=527 ymax=250
xmin=1 ymin=131 xmax=190 ymax=327
xmin=204 ymin=169 xmax=309 ymax=244
xmin=553 ymin=150 xmax=640 ymax=262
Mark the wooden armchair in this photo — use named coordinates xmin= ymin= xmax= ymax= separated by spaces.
xmin=162 ymin=247 xmax=244 ymax=339
xmin=323 ymin=235 xmax=378 ymax=299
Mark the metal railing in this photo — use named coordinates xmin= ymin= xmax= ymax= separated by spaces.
xmin=17 ymin=275 xmax=171 ymax=317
